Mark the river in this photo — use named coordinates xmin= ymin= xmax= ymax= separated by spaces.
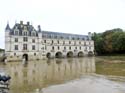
xmin=0 ymin=56 xmax=125 ymax=93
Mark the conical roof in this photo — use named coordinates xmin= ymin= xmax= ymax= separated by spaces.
xmin=5 ymin=23 xmax=11 ymax=31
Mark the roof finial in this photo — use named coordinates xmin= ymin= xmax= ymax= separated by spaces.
xmin=15 ymin=20 xmax=17 ymax=24
xmin=7 ymin=20 xmax=9 ymax=25
xmin=31 ymin=21 xmax=33 ymax=26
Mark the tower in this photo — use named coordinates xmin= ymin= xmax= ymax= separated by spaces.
xmin=38 ymin=25 xmax=42 ymax=37
xmin=5 ymin=22 xmax=11 ymax=36
xmin=38 ymin=25 xmax=42 ymax=51
xmin=88 ymin=32 xmax=92 ymax=40
xmin=5 ymin=22 xmax=11 ymax=55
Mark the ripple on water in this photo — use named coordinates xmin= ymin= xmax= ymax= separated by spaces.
xmin=41 ymin=75 xmax=125 ymax=93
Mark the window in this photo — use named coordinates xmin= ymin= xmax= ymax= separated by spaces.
xmin=69 ymin=46 xmax=71 ymax=50
xmin=84 ymin=42 xmax=86 ymax=46
xmin=32 ymin=39 xmax=35 ymax=43
xmin=58 ymin=46 xmax=60 ymax=50
xmin=57 ymin=40 xmax=59 ymax=44
xmin=52 ymin=46 xmax=54 ymax=50
xmin=23 ymin=32 xmax=28 ymax=36
xmin=74 ymin=41 xmax=76 ymax=45
xmin=79 ymin=41 xmax=81 ymax=44
xmin=66 ymin=37 xmax=69 ymax=39
xmin=72 ymin=37 xmax=75 ymax=40
xmin=34 ymin=53 xmax=36 ymax=56
xmin=89 ymin=42 xmax=91 ymax=45
xmin=15 ymin=31 xmax=18 ymax=35
xmin=32 ymin=32 xmax=36 ymax=36
xmin=42 ymin=35 xmax=45 ymax=38
xmin=44 ymin=40 xmax=46 ymax=43
xmin=15 ymin=38 xmax=18 ymax=42
xmin=89 ymin=46 xmax=91 ymax=50
xmin=45 ymin=46 xmax=47 ymax=50
xmin=75 ymin=47 xmax=77 ymax=49
xmin=15 ymin=45 xmax=18 ymax=50
xmin=49 ymin=35 xmax=51 ymax=38
xmin=23 ymin=37 xmax=28 ymax=42
xmin=69 ymin=41 xmax=71 ymax=44
xmin=64 ymin=47 xmax=66 ymax=50
xmin=85 ymin=47 xmax=87 ymax=51
xmin=14 ymin=53 xmax=16 ymax=56
xmin=23 ymin=44 xmax=27 ymax=50
xmin=80 ymin=46 xmax=81 ymax=50
xmin=63 ymin=41 xmax=65 ymax=45
xmin=54 ymin=36 xmax=57 ymax=39
xmin=32 ymin=45 xmax=35 ymax=50
xmin=52 ymin=40 xmax=54 ymax=44
xmin=41 ymin=47 xmax=44 ymax=50
xmin=82 ymin=38 xmax=85 ymax=40
xmin=60 ymin=36 xmax=63 ymax=39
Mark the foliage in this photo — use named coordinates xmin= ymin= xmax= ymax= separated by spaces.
xmin=0 ymin=48 xmax=4 ymax=52
xmin=92 ymin=28 xmax=125 ymax=55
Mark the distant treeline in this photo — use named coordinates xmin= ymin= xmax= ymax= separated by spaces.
xmin=92 ymin=28 xmax=125 ymax=55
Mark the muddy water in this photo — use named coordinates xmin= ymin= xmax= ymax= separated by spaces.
xmin=0 ymin=57 xmax=125 ymax=93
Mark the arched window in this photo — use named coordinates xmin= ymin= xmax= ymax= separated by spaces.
xmin=31 ymin=32 xmax=36 ymax=36
xmin=15 ymin=30 xmax=19 ymax=35
xmin=23 ymin=31 xmax=28 ymax=36
xmin=14 ymin=26 xmax=19 ymax=35
xmin=75 ymin=47 xmax=77 ymax=49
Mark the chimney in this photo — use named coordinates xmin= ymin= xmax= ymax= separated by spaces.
xmin=38 ymin=25 xmax=42 ymax=32
xmin=27 ymin=22 xmax=30 ymax=25
xmin=20 ymin=21 xmax=23 ymax=25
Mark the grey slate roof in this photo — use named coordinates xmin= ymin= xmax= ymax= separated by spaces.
xmin=9 ymin=22 xmax=38 ymax=36
xmin=5 ymin=23 xmax=11 ymax=31
xmin=42 ymin=31 xmax=89 ymax=40
xmin=6 ymin=21 xmax=89 ymax=40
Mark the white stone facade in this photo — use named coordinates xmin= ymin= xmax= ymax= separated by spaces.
xmin=5 ymin=21 xmax=94 ymax=61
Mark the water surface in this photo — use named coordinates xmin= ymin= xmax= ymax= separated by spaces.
xmin=0 ymin=57 xmax=125 ymax=93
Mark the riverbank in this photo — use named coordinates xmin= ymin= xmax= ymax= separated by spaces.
xmin=96 ymin=56 xmax=125 ymax=76
xmin=0 ymin=57 xmax=4 ymax=62
xmin=96 ymin=56 xmax=125 ymax=63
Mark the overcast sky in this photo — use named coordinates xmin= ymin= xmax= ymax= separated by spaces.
xmin=0 ymin=0 xmax=125 ymax=49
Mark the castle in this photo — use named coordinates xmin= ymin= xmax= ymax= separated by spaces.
xmin=5 ymin=21 xmax=94 ymax=61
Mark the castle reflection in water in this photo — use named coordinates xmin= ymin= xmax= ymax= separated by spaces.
xmin=3 ymin=57 xmax=95 ymax=93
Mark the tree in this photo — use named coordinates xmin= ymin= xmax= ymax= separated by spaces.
xmin=92 ymin=28 xmax=125 ymax=55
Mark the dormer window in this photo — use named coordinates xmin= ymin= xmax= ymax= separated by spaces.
xmin=24 ymin=26 xmax=27 ymax=30
xmin=23 ymin=31 xmax=28 ymax=36
xmin=15 ymin=30 xmax=19 ymax=35
xmin=31 ymin=32 xmax=36 ymax=36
